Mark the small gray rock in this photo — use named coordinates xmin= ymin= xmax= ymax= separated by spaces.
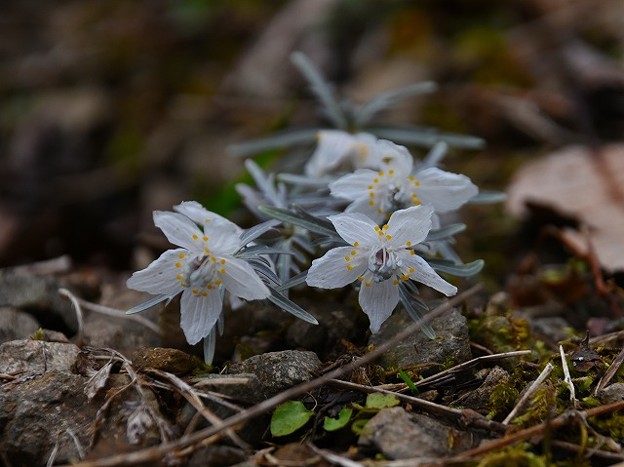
xmin=369 ymin=308 xmax=472 ymax=371
xmin=227 ymin=350 xmax=322 ymax=399
xmin=0 ymin=307 xmax=40 ymax=344
xmin=597 ymin=383 xmax=624 ymax=404
xmin=192 ymin=373 xmax=263 ymax=404
xmin=0 ymin=339 xmax=80 ymax=374
xmin=358 ymin=407 xmax=475 ymax=459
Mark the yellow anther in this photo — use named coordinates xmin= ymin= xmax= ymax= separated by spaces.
xmin=207 ymin=284 xmax=213 ymax=290
xmin=351 ymin=250 xmax=357 ymax=256
xmin=408 ymin=267 xmax=415 ymax=273
xmin=192 ymin=234 xmax=198 ymax=240
xmin=389 ymin=169 xmax=395 ymax=175
xmin=378 ymin=170 xmax=384 ymax=176
xmin=369 ymin=192 xmax=375 ymax=198
xmin=220 ymin=258 xmax=226 ymax=265
xmin=357 ymin=276 xmax=364 ymax=282
xmin=365 ymin=281 xmax=372 ymax=287
xmin=202 ymin=236 xmax=208 ymax=242
xmin=406 ymin=241 xmax=412 ymax=247
xmin=176 ymin=274 xmax=182 ymax=280
xmin=215 ymin=279 xmax=222 ymax=286
xmin=210 ymin=256 xmax=216 ymax=262
xmin=347 ymin=264 xmax=354 ymax=271
xmin=353 ymin=242 xmax=360 ymax=247
xmin=382 ymin=224 xmax=389 ymax=231
xmin=192 ymin=289 xmax=199 ymax=295
xmin=385 ymin=235 xmax=392 ymax=240
xmin=373 ymin=178 xmax=379 ymax=183
xmin=401 ymin=274 xmax=409 ymax=281
xmin=175 ymin=262 xmax=182 ymax=268
xmin=374 ymin=226 xmax=381 ymax=231
xmin=345 ymin=256 xmax=351 ymax=261
xmin=369 ymin=200 xmax=375 ymax=206
xmin=368 ymin=185 xmax=373 ymax=190
xmin=410 ymin=250 xmax=416 ymax=255
xmin=219 ymin=268 xmax=226 ymax=274
xmin=408 ymin=175 xmax=415 ymax=181
xmin=178 ymin=253 xmax=186 ymax=259
xmin=393 ymin=279 xmax=399 ymax=285
xmin=201 ymin=291 xmax=208 ymax=297
xmin=204 ymin=248 xmax=210 ymax=254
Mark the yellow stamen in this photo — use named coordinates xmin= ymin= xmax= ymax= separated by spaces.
xmin=345 ymin=256 xmax=351 ymax=261
xmin=178 ymin=253 xmax=186 ymax=259
xmin=353 ymin=242 xmax=359 ymax=247
xmin=385 ymin=235 xmax=392 ymax=240
xmin=406 ymin=241 xmax=412 ymax=247
xmin=347 ymin=264 xmax=353 ymax=271
xmin=192 ymin=234 xmax=198 ymax=240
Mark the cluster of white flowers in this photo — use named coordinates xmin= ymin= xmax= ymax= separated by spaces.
xmin=127 ymin=128 xmax=484 ymax=362
xmin=126 ymin=56 xmax=493 ymax=362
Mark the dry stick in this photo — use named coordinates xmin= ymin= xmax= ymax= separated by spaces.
xmin=550 ymin=440 xmax=624 ymax=463
xmin=560 ymin=344 xmax=577 ymax=408
xmin=502 ymin=362 xmax=554 ymax=425
xmin=61 ymin=283 xmax=483 ymax=467
xmin=327 ymin=379 xmax=507 ymax=435
xmin=450 ymin=399 xmax=624 ymax=460
xmin=594 ymin=343 xmax=624 ymax=396
xmin=58 ymin=288 xmax=161 ymax=335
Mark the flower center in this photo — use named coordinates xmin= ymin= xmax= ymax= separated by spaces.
xmin=183 ymin=255 xmax=218 ymax=289
xmin=368 ymin=247 xmax=402 ymax=281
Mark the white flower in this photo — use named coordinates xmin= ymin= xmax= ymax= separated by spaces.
xmin=329 ymin=140 xmax=478 ymax=222
xmin=305 ymin=130 xmax=401 ymax=177
xmin=305 ymin=205 xmax=456 ymax=333
xmin=127 ymin=203 xmax=270 ymax=345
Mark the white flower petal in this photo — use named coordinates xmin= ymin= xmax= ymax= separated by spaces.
xmin=219 ymin=257 xmax=270 ymax=300
xmin=327 ymin=212 xmax=380 ymax=247
xmin=398 ymin=252 xmax=457 ymax=296
xmin=126 ymin=248 xmax=186 ymax=296
xmin=359 ymin=277 xmax=399 ymax=333
xmin=174 ymin=201 xmax=242 ymax=234
xmin=345 ymin=197 xmax=388 ymax=225
xmin=305 ymin=130 xmax=377 ymax=176
xmin=386 ymin=205 xmax=433 ymax=247
xmin=306 ymin=246 xmax=367 ymax=289
xmin=372 ymin=139 xmax=413 ymax=173
xmin=413 ymin=167 xmax=478 ymax=213
xmin=329 ymin=169 xmax=382 ymax=202
xmin=153 ymin=211 xmax=204 ymax=251
xmin=179 ymin=288 xmax=223 ymax=345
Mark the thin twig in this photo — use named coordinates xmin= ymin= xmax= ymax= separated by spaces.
xmin=60 ymin=284 xmax=483 ymax=467
xmin=560 ymin=345 xmax=577 ymax=408
xmin=594 ymin=343 xmax=624 ymax=395
xmin=306 ymin=442 xmax=364 ymax=467
xmin=450 ymin=400 xmax=624 ymax=460
xmin=503 ymin=362 xmax=554 ymax=424
xmin=327 ymin=379 xmax=506 ymax=435
xmin=59 ymin=288 xmax=160 ymax=335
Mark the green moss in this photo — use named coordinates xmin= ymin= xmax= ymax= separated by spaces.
xmin=488 ymin=382 xmax=519 ymax=420
xmin=512 ymin=382 xmax=558 ymax=427
xmin=476 ymin=445 xmax=546 ymax=467
xmin=470 ymin=313 xmax=532 ymax=353
xmin=588 ymin=412 xmax=624 ymax=442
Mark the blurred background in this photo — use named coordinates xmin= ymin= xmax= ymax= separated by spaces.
xmin=1 ymin=0 xmax=623 ymax=280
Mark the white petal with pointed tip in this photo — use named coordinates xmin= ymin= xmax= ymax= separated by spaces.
xmin=328 ymin=212 xmax=379 ymax=247
xmin=175 ymin=201 xmax=242 ymax=234
xmin=126 ymin=248 xmax=186 ymax=296
xmin=330 ymin=169 xmax=383 ymax=202
xmin=399 ymin=252 xmax=457 ymax=297
xmin=359 ymin=278 xmax=400 ymax=333
xmin=413 ymin=167 xmax=478 ymax=213
xmin=219 ymin=256 xmax=270 ymax=300
xmin=153 ymin=211 xmax=204 ymax=252
xmin=306 ymin=246 xmax=367 ymax=289
xmin=179 ymin=289 xmax=223 ymax=345
xmin=386 ymin=205 xmax=433 ymax=247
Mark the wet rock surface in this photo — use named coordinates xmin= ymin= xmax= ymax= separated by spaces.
xmin=358 ymin=407 xmax=477 ymax=459
xmin=369 ymin=308 xmax=472 ymax=371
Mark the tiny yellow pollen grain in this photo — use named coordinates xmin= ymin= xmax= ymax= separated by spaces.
xmin=382 ymin=224 xmax=389 ymax=231
xmin=393 ymin=279 xmax=399 ymax=286
xmin=373 ymin=178 xmax=379 ymax=183
xmin=369 ymin=192 xmax=375 ymax=198
xmin=351 ymin=250 xmax=357 ymax=256
xmin=202 ymin=236 xmax=208 ymax=242
xmin=368 ymin=185 xmax=373 ymax=190
xmin=347 ymin=264 xmax=353 ymax=271
xmin=369 ymin=200 xmax=375 ymax=206
xmin=385 ymin=235 xmax=392 ymax=240
xmin=378 ymin=231 xmax=384 ymax=236
xmin=408 ymin=175 xmax=415 ymax=181
xmin=176 ymin=274 xmax=182 ymax=280
xmin=204 ymin=248 xmax=210 ymax=254
xmin=202 ymin=291 xmax=208 ymax=297
xmin=365 ymin=281 xmax=372 ymax=287
xmin=406 ymin=241 xmax=412 ymax=247
xmin=378 ymin=170 xmax=384 ymax=176
xmin=389 ymin=169 xmax=395 ymax=175
xmin=175 ymin=262 xmax=181 ymax=268
xmin=219 ymin=268 xmax=226 ymax=274
xmin=207 ymin=284 xmax=213 ymax=290
xmin=192 ymin=289 xmax=199 ymax=295
xmin=374 ymin=226 xmax=381 ymax=231
xmin=410 ymin=250 xmax=416 ymax=255
xmin=178 ymin=253 xmax=185 ymax=259
xmin=357 ymin=276 xmax=364 ymax=282
xmin=220 ymin=259 xmax=226 ymax=265
xmin=192 ymin=234 xmax=198 ymax=240
xmin=353 ymin=242 xmax=360 ymax=247
xmin=408 ymin=267 xmax=415 ymax=273
xmin=345 ymin=256 xmax=351 ymax=261
xmin=401 ymin=274 xmax=409 ymax=281
xmin=210 ymin=256 xmax=216 ymax=262
xmin=215 ymin=279 xmax=222 ymax=286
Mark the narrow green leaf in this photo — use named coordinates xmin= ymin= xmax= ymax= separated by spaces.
xmin=270 ymin=401 xmax=314 ymax=437
xmin=365 ymin=393 xmax=400 ymax=410
xmin=323 ymin=407 xmax=353 ymax=432
xmin=398 ymin=370 xmax=419 ymax=394
xmin=428 ymin=259 xmax=484 ymax=277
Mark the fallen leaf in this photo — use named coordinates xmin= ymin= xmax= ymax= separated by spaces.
xmin=506 ymin=144 xmax=624 ymax=272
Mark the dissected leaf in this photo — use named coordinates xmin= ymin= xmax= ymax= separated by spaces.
xmin=323 ymin=407 xmax=353 ymax=432
xmin=270 ymin=401 xmax=314 ymax=437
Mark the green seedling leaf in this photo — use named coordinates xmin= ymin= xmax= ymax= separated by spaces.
xmin=365 ymin=393 xmax=400 ymax=410
xmin=270 ymin=401 xmax=314 ymax=437
xmin=351 ymin=418 xmax=370 ymax=435
xmin=399 ymin=370 xmax=419 ymax=394
xmin=323 ymin=407 xmax=353 ymax=432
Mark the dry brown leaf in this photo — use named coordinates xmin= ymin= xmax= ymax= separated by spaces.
xmin=506 ymin=144 xmax=624 ymax=272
